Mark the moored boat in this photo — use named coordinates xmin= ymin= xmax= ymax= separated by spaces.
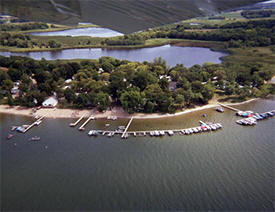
xmin=215 ymin=107 xmax=224 ymax=113
xmin=28 ymin=136 xmax=40 ymax=141
xmin=160 ymin=131 xmax=165 ymax=136
xmin=7 ymin=134 xmax=14 ymax=140
xmin=168 ymin=130 xmax=174 ymax=136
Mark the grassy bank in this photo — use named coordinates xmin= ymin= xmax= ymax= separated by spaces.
xmin=22 ymin=23 xmax=98 ymax=34
xmin=222 ymin=46 xmax=275 ymax=73
xmin=0 ymin=37 xmax=224 ymax=53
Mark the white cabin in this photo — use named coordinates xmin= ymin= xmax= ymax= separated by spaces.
xmin=42 ymin=97 xmax=58 ymax=108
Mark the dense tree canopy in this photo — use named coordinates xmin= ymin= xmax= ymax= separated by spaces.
xmin=0 ymin=54 xmax=273 ymax=113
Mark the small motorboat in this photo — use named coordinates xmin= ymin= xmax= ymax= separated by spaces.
xmin=160 ymin=131 xmax=165 ymax=136
xmin=107 ymin=132 xmax=113 ymax=137
xmin=28 ymin=136 xmax=40 ymax=141
xmin=215 ymin=107 xmax=224 ymax=113
xmin=168 ymin=130 xmax=174 ymax=136
xmin=11 ymin=126 xmax=18 ymax=131
xmin=123 ymin=133 xmax=129 ymax=139
xmin=7 ymin=134 xmax=14 ymax=140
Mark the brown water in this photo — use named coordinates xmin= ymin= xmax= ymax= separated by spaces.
xmin=1 ymin=96 xmax=274 ymax=211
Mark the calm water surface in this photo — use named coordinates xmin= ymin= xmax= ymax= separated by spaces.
xmin=1 ymin=96 xmax=274 ymax=211
xmin=0 ymin=45 xmax=227 ymax=67
xmin=29 ymin=27 xmax=123 ymax=37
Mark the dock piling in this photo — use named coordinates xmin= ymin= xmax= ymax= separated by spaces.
xmin=70 ymin=115 xmax=85 ymax=127
xmin=218 ymin=103 xmax=240 ymax=112
xmin=78 ymin=116 xmax=95 ymax=131
xmin=23 ymin=115 xmax=45 ymax=133
xmin=121 ymin=117 xmax=134 ymax=138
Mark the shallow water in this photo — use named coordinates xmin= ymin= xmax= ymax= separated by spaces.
xmin=1 ymin=96 xmax=274 ymax=211
xmin=29 ymin=27 xmax=123 ymax=37
xmin=0 ymin=45 xmax=227 ymax=67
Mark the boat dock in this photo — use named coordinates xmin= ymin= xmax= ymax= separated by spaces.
xmin=121 ymin=117 xmax=134 ymax=138
xmin=236 ymin=110 xmax=275 ymax=126
xmin=88 ymin=121 xmax=222 ymax=139
xmin=199 ymin=120 xmax=208 ymax=126
xmin=70 ymin=115 xmax=85 ymax=127
xmin=218 ymin=103 xmax=241 ymax=112
xmin=22 ymin=116 xmax=45 ymax=133
xmin=78 ymin=116 xmax=95 ymax=131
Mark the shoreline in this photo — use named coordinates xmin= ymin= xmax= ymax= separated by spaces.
xmin=0 ymin=98 xmax=258 ymax=120
xmin=0 ymin=39 xmax=222 ymax=53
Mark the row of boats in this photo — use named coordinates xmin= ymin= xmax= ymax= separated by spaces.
xmin=88 ymin=123 xmax=223 ymax=138
xmin=236 ymin=110 xmax=275 ymax=126
xmin=107 ymin=116 xmax=117 ymax=120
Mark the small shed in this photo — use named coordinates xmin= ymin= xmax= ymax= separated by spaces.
xmin=42 ymin=97 xmax=58 ymax=108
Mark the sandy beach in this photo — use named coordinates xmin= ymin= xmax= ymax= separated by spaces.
xmin=0 ymin=98 xmax=258 ymax=120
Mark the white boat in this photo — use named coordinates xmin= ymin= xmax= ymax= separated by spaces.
xmin=155 ymin=131 xmax=160 ymax=136
xmin=88 ymin=130 xmax=93 ymax=136
xmin=28 ymin=136 xmax=40 ymax=141
xmin=168 ymin=130 xmax=174 ymax=136
xmin=210 ymin=125 xmax=216 ymax=130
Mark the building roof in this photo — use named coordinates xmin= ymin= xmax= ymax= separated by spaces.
xmin=42 ymin=97 xmax=58 ymax=107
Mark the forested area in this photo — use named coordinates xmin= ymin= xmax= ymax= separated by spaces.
xmin=0 ymin=54 xmax=273 ymax=114
xmin=241 ymin=10 xmax=275 ymax=19
xmin=1 ymin=19 xmax=274 ymax=50
xmin=0 ymin=22 xmax=49 ymax=31
xmin=0 ymin=32 xmax=62 ymax=48
xmin=138 ymin=19 xmax=275 ymax=48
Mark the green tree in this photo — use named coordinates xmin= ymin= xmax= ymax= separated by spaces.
xmin=133 ymin=70 xmax=157 ymax=91
xmin=7 ymin=93 xmax=15 ymax=106
xmin=120 ymin=90 xmax=144 ymax=113
xmin=64 ymin=88 xmax=76 ymax=103
xmin=74 ymin=93 xmax=89 ymax=108
xmin=2 ymin=79 xmax=13 ymax=92
xmin=95 ymin=92 xmax=110 ymax=111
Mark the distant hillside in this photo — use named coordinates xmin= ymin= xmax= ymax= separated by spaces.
xmin=0 ymin=0 xmax=263 ymax=33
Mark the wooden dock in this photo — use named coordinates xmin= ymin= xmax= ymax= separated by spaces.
xmin=121 ymin=117 xmax=134 ymax=138
xmin=78 ymin=116 xmax=95 ymax=131
xmin=218 ymin=103 xmax=241 ymax=112
xmin=199 ymin=120 xmax=208 ymax=126
xmin=70 ymin=115 xmax=85 ymax=127
xmin=23 ymin=116 xmax=45 ymax=133
xmin=88 ymin=121 xmax=223 ymax=139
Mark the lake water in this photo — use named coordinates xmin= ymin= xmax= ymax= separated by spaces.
xmin=29 ymin=27 xmax=123 ymax=37
xmin=0 ymin=45 xmax=227 ymax=67
xmin=1 ymin=96 xmax=274 ymax=211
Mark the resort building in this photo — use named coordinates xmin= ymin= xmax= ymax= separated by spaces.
xmin=42 ymin=96 xmax=58 ymax=108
